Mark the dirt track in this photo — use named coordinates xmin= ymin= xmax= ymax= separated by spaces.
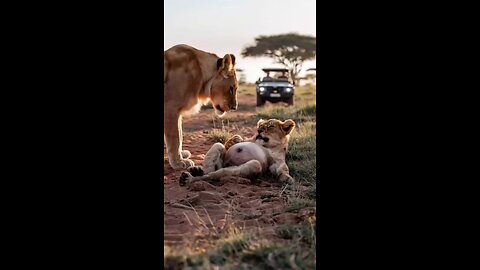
xmin=163 ymin=96 xmax=312 ymax=249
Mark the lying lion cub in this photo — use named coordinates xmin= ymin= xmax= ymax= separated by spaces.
xmin=179 ymin=119 xmax=296 ymax=186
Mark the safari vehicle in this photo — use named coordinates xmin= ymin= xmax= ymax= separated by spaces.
xmin=255 ymin=68 xmax=295 ymax=106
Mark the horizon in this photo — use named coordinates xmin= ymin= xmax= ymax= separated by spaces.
xmin=164 ymin=0 xmax=316 ymax=83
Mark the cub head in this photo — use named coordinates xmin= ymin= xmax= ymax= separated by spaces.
xmin=210 ymin=54 xmax=239 ymax=117
xmin=255 ymin=119 xmax=296 ymax=149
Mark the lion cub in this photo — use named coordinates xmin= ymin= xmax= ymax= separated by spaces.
xmin=179 ymin=119 xmax=296 ymax=186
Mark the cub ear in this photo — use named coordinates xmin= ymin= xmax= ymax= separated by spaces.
xmin=281 ymin=119 xmax=296 ymax=134
xmin=218 ymin=54 xmax=235 ymax=77
xmin=257 ymin=119 xmax=266 ymax=128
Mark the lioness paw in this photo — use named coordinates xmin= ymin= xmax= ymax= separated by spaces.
xmin=181 ymin=150 xmax=192 ymax=159
xmin=170 ymin=159 xmax=195 ymax=170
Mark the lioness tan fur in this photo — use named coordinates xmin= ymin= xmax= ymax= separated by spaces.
xmin=164 ymin=44 xmax=238 ymax=170
xmin=179 ymin=119 xmax=296 ymax=186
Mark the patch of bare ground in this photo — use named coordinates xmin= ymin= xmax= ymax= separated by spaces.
xmin=164 ymin=86 xmax=317 ymax=269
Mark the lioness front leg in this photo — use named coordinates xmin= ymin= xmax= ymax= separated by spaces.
xmin=180 ymin=160 xmax=262 ymax=186
xmin=270 ymin=163 xmax=294 ymax=185
xmin=164 ymin=112 xmax=194 ymax=170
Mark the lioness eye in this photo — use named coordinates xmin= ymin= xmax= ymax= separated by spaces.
xmin=229 ymin=86 xmax=234 ymax=95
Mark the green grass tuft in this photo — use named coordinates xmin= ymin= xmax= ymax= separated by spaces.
xmin=287 ymin=120 xmax=316 ymax=185
xmin=257 ymin=103 xmax=316 ymax=124
xmin=240 ymin=241 xmax=315 ymax=269
xmin=275 ymin=222 xmax=316 ymax=246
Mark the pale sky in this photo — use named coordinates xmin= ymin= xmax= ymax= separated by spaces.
xmin=164 ymin=0 xmax=316 ymax=83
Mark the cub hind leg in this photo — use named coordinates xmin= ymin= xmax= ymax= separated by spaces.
xmin=186 ymin=136 xmax=243 ymax=177
xmin=181 ymin=160 xmax=262 ymax=186
xmin=186 ymin=142 xmax=226 ymax=177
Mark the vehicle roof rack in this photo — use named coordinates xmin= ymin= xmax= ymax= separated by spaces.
xmin=262 ymin=68 xmax=289 ymax=72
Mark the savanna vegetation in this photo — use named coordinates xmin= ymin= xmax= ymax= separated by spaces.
xmin=165 ymin=85 xmax=317 ymax=269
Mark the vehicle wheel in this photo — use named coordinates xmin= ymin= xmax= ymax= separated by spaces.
xmin=257 ymin=95 xmax=266 ymax=106
xmin=286 ymin=96 xmax=294 ymax=106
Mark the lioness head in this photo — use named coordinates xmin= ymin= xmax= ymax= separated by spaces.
xmin=210 ymin=54 xmax=238 ymax=117
xmin=255 ymin=119 xmax=296 ymax=148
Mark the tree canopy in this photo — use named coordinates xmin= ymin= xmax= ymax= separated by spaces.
xmin=242 ymin=33 xmax=316 ymax=85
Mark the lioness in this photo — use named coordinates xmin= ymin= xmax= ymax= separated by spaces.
xmin=179 ymin=119 xmax=296 ymax=186
xmin=164 ymin=44 xmax=238 ymax=170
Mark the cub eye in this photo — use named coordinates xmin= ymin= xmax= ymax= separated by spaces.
xmin=229 ymin=86 xmax=234 ymax=95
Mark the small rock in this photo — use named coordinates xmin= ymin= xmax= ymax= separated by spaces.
xmin=238 ymin=178 xmax=251 ymax=185
xmin=274 ymin=213 xmax=299 ymax=224
xmin=190 ymin=182 xmax=206 ymax=191
xmin=258 ymin=216 xmax=274 ymax=225
xmin=243 ymin=219 xmax=260 ymax=227
xmin=197 ymin=191 xmax=222 ymax=202
xmin=297 ymin=207 xmax=316 ymax=219
xmin=239 ymin=199 xmax=262 ymax=208
xmin=260 ymin=191 xmax=277 ymax=199
xmin=243 ymin=210 xmax=262 ymax=220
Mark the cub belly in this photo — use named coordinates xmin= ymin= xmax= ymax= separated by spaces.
xmin=224 ymin=142 xmax=267 ymax=168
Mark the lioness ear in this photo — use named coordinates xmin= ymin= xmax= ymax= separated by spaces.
xmin=257 ymin=119 xmax=265 ymax=128
xmin=218 ymin=54 xmax=234 ymax=77
xmin=229 ymin=54 xmax=236 ymax=66
xmin=281 ymin=119 xmax=296 ymax=134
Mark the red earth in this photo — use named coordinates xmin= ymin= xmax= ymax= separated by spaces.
xmin=163 ymin=97 xmax=313 ymax=249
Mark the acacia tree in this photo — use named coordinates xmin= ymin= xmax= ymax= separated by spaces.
xmin=241 ymin=33 xmax=316 ymax=85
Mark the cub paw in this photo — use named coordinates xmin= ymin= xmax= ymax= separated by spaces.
xmin=170 ymin=159 xmax=195 ymax=170
xmin=230 ymin=135 xmax=243 ymax=143
xmin=225 ymin=135 xmax=243 ymax=149
xmin=188 ymin=166 xmax=204 ymax=177
xmin=279 ymin=174 xmax=295 ymax=185
xmin=181 ymin=150 xmax=192 ymax=159
xmin=179 ymin=172 xmax=193 ymax=186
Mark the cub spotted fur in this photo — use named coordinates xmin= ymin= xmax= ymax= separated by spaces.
xmin=164 ymin=44 xmax=238 ymax=170
xmin=179 ymin=119 xmax=296 ymax=186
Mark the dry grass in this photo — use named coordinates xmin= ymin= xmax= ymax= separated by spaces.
xmin=165 ymin=85 xmax=317 ymax=269
xmin=206 ymin=129 xmax=233 ymax=144
xmin=165 ymin=224 xmax=316 ymax=269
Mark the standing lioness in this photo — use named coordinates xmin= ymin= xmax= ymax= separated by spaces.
xmin=164 ymin=44 xmax=238 ymax=170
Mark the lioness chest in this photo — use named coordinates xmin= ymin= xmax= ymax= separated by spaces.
xmin=224 ymin=142 xmax=268 ymax=169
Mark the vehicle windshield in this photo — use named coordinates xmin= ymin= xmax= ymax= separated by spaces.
xmin=261 ymin=70 xmax=290 ymax=82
